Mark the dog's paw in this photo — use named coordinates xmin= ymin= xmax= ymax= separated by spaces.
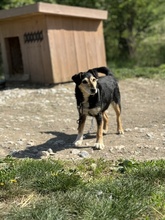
xmin=73 ymin=140 xmax=83 ymax=147
xmin=103 ymin=129 xmax=108 ymax=135
xmin=94 ymin=142 xmax=105 ymax=150
xmin=117 ymin=129 xmax=124 ymax=135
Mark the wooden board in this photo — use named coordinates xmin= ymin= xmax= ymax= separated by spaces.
xmin=0 ymin=3 xmax=108 ymax=21
xmin=46 ymin=16 xmax=107 ymax=83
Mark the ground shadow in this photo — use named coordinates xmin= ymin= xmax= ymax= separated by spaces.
xmin=12 ymin=131 xmax=76 ymax=159
xmin=12 ymin=131 xmax=97 ymax=159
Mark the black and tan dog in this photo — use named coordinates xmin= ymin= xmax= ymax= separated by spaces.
xmin=72 ymin=66 xmax=124 ymax=150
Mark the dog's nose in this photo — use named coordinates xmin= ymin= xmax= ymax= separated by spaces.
xmin=90 ymin=88 xmax=96 ymax=94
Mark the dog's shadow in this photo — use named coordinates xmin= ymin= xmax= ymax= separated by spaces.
xmin=12 ymin=131 xmax=96 ymax=159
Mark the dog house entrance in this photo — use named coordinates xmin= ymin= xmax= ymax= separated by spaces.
xmin=5 ymin=37 xmax=24 ymax=76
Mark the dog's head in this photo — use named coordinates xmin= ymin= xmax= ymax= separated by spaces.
xmin=72 ymin=69 xmax=98 ymax=95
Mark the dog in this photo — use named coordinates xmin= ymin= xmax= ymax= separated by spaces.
xmin=72 ymin=66 xmax=124 ymax=150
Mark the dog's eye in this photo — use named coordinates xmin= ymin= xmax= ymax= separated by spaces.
xmin=92 ymin=78 xmax=96 ymax=82
xmin=82 ymin=80 xmax=88 ymax=84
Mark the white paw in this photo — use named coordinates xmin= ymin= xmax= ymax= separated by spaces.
xmin=73 ymin=134 xmax=83 ymax=146
xmin=94 ymin=142 xmax=105 ymax=150
xmin=73 ymin=139 xmax=83 ymax=147
xmin=103 ymin=129 xmax=108 ymax=135
xmin=118 ymin=129 xmax=124 ymax=135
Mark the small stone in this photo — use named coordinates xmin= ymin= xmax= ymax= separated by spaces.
xmin=47 ymin=148 xmax=55 ymax=155
xmin=6 ymin=125 xmax=11 ymax=128
xmin=144 ymin=145 xmax=150 ymax=148
xmin=14 ymin=128 xmax=20 ymax=131
xmin=161 ymin=132 xmax=165 ymax=137
xmin=125 ymin=128 xmax=132 ymax=132
xmin=139 ymin=128 xmax=146 ymax=133
xmin=25 ymin=133 xmax=31 ymax=136
xmin=17 ymin=140 xmax=24 ymax=145
xmin=115 ymin=145 xmax=125 ymax=151
xmin=7 ymin=141 xmax=14 ymax=145
xmin=70 ymin=149 xmax=81 ymax=155
xmin=27 ymin=140 xmax=34 ymax=146
xmin=134 ymin=151 xmax=140 ymax=155
xmin=40 ymin=156 xmax=48 ymax=159
xmin=109 ymin=148 xmax=114 ymax=153
xmin=38 ymin=151 xmax=50 ymax=157
xmin=146 ymin=133 xmax=153 ymax=138
xmin=78 ymin=151 xmax=90 ymax=158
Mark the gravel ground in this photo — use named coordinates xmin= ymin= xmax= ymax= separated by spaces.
xmin=0 ymin=78 xmax=165 ymax=161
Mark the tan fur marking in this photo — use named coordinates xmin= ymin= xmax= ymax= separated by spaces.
xmin=103 ymin=111 xmax=109 ymax=134
xmin=112 ymin=102 xmax=124 ymax=134
xmin=96 ymin=120 xmax=104 ymax=144
xmin=94 ymin=119 xmax=104 ymax=149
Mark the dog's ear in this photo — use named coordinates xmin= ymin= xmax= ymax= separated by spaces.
xmin=88 ymin=69 xmax=98 ymax=79
xmin=72 ymin=72 xmax=83 ymax=85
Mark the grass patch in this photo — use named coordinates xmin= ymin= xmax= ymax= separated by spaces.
xmin=0 ymin=157 xmax=165 ymax=219
xmin=111 ymin=66 xmax=165 ymax=80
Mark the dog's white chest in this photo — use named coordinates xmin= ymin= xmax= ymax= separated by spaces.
xmin=88 ymin=107 xmax=101 ymax=116
xmin=82 ymin=106 xmax=101 ymax=116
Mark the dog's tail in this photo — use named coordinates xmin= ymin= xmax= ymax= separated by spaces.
xmin=89 ymin=66 xmax=113 ymax=76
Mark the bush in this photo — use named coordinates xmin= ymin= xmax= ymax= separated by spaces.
xmin=135 ymin=41 xmax=165 ymax=67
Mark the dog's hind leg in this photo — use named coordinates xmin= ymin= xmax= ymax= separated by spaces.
xmin=112 ymin=102 xmax=124 ymax=134
xmin=94 ymin=114 xmax=105 ymax=150
xmin=74 ymin=115 xmax=87 ymax=146
xmin=103 ymin=111 xmax=108 ymax=135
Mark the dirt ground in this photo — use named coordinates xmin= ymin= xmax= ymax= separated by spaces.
xmin=0 ymin=78 xmax=165 ymax=161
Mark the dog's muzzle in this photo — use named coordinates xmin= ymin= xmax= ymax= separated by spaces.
xmin=90 ymin=88 xmax=97 ymax=95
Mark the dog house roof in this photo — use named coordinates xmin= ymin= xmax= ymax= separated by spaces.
xmin=0 ymin=2 xmax=108 ymax=21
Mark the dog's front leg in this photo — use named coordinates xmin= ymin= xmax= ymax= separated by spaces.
xmin=94 ymin=114 xmax=104 ymax=150
xmin=74 ymin=115 xmax=87 ymax=147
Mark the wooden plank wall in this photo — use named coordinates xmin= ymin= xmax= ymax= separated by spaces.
xmin=46 ymin=15 xmax=77 ymax=83
xmin=21 ymin=15 xmax=53 ymax=83
xmin=46 ymin=15 xmax=106 ymax=83
xmin=0 ymin=15 xmax=53 ymax=83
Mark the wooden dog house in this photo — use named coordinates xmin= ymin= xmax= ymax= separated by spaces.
xmin=0 ymin=3 xmax=108 ymax=84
